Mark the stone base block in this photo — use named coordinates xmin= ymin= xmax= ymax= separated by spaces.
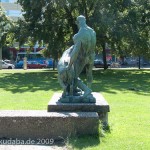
xmin=48 ymin=92 xmax=110 ymax=125
xmin=0 ymin=110 xmax=99 ymax=140
xmin=59 ymin=93 xmax=96 ymax=103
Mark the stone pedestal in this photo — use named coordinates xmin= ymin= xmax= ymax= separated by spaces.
xmin=0 ymin=93 xmax=109 ymax=140
xmin=48 ymin=92 xmax=110 ymax=126
xmin=0 ymin=111 xmax=99 ymax=140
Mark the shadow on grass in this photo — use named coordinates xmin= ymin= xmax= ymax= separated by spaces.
xmin=0 ymin=70 xmax=61 ymax=93
xmin=0 ymin=69 xmax=150 ymax=96
xmin=91 ymin=69 xmax=150 ymax=96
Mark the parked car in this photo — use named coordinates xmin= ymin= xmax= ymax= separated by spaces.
xmin=3 ymin=59 xmax=12 ymax=64
xmin=136 ymin=60 xmax=148 ymax=66
xmin=94 ymin=59 xmax=110 ymax=68
xmin=15 ymin=61 xmax=23 ymax=68
xmin=110 ymin=62 xmax=121 ymax=68
xmin=46 ymin=58 xmax=54 ymax=68
xmin=127 ymin=60 xmax=137 ymax=66
xmin=1 ymin=60 xmax=15 ymax=69
xmin=27 ymin=61 xmax=47 ymax=69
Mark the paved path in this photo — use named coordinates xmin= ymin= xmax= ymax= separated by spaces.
xmin=0 ymin=145 xmax=68 ymax=150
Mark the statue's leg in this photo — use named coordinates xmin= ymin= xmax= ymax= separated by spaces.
xmin=58 ymin=74 xmax=67 ymax=97
xmin=74 ymin=58 xmax=85 ymax=76
xmin=77 ymin=78 xmax=92 ymax=97
xmin=85 ymin=63 xmax=93 ymax=88
xmin=62 ymin=87 xmax=67 ymax=97
xmin=70 ymin=80 xmax=74 ymax=96
xmin=73 ymin=78 xmax=82 ymax=96
xmin=73 ymin=59 xmax=86 ymax=95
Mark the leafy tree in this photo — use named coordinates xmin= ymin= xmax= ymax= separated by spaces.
xmin=17 ymin=0 xmax=98 ymax=58
xmin=122 ymin=0 xmax=150 ymax=69
xmin=17 ymin=0 xmax=150 ymax=70
xmin=13 ymin=19 xmax=36 ymax=49
xmin=0 ymin=6 xmax=12 ymax=69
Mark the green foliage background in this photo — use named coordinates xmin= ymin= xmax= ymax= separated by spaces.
xmin=17 ymin=0 xmax=149 ymax=60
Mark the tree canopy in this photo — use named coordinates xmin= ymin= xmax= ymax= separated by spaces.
xmin=0 ymin=6 xmax=13 ymax=69
xmin=17 ymin=0 xmax=150 ymax=66
xmin=0 ymin=6 xmax=12 ymax=46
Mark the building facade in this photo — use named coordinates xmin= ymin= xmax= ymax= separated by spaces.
xmin=0 ymin=0 xmax=22 ymax=20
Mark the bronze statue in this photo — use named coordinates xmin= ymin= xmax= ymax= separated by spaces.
xmin=57 ymin=15 xmax=96 ymax=103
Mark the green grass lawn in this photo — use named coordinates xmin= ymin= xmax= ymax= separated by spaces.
xmin=0 ymin=69 xmax=150 ymax=150
xmin=0 ymin=69 xmax=61 ymax=110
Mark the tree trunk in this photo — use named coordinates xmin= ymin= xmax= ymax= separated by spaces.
xmin=138 ymin=56 xmax=141 ymax=69
xmin=0 ymin=47 xmax=2 ymax=70
xmin=102 ymin=42 xmax=108 ymax=70
xmin=53 ymin=59 xmax=55 ymax=70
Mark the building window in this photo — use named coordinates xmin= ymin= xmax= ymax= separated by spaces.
xmin=7 ymin=10 xmax=22 ymax=17
xmin=0 ymin=0 xmax=17 ymax=3
xmin=1 ymin=0 xmax=9 ymax=2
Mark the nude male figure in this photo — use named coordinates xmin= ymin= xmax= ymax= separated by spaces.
xmin=68 ymin=15 xmax=96 ymax=97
